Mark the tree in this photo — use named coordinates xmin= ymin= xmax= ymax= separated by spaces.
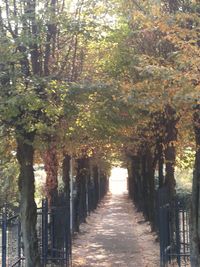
xmin=0 ymin=0 xmax=70 ymax=265
xmin=0 ymin=0 xmax=125 ymax=264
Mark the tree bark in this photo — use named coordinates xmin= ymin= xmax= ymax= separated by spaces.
xmin=152 ymin=112 xmax=165 ymax=188
xmin=141 ymin=153 xmax=149 ymax=219
xmin=146 ymin=148 xmax=156 ymax=229
xmin=62 ymin=154 xmax=71 ymax=256
xmin=164 ymin=104 xmax=178 ymax=200
xmin=131 ymin=155 xmax=140 ymax=205
xmin=93 ymin=165 xmax=100 ymax=208
xmin=62 ymin=154 xmax=71 ymax=205
xmin=136 ymin=156 xmax=143 ymax=210
xmin=158 ymin=141 xmax=164 ymax=188
xmin=62 ymin=154 xmax=71 ymax=232
xmin=16 ymin=131 xmax=41 ymax=267
xmin=74 ymin=157 xmax=89 ymax=231
xmin=43 ymin=141 xmax=60 ymax=259
xmin=191 ymin=107 xmax=200 ymax=266
xmin=43 ymin=142 xmax=58 ymax=206
xmin=127 ymin=159 xmax=133 ymax=199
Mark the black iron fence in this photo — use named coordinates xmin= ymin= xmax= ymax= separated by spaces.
xmin=0 ymin=200 xmax=71 ymax=267
xmin=37 ymin=199 xmax=71 ymax=267
xmin=1 ymin=174 xmax=109 ymax=266
xmin=158 ymin=188 xmax=191 ymax=267
xmin=72 ymin=175 xmax=108 ymax=232
xmin=0 ymin=211 xmax=24 ymax=267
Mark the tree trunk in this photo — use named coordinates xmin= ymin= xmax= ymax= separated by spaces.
xmin=127 ymin=159 xmax=133 ymax=199
xmin=131 ymin=156 xmax=140 ymax=206
xmin=146 ymin=148 xmax=156 ymax=230
xmin=43 ymin=142 xmax=58 ymax=206
xmin=62 ymin=154 xmax=71 ymax=206
xmin=93 ymin=165 xmax=100 ymax=208
xmin=78 ymin=158 xmax=88 ymax=223
xmin=16 ymin=131 xmax=41 ymax=267
xmin=164 ymin=142 xmax=176 ymax=197
xmin=74 ymin=157 xmax=88 ymax=231
xmin=158 ymin=141 xmax=164 ymax=188
xmin=43 ymin=141 xmax=61 ymax=258
xmin=191 ymin=108 xmax=200 ymax=266
xmin=152 ymin=112 xmax=165 ymax=188
xmin=62 ymin=154 xmax=71 ymax=231
xmin=164 ymin=104 xmax=178 ymax=200
xmin=141 ymin=154 xmax=149 ymax=219
xmin=137 ymin=156 xmax=143 ymax=210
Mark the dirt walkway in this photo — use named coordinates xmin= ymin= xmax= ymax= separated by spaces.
xmin=72 ymin=193 xmax=160 ymax=267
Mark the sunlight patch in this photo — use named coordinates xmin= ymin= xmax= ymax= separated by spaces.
xmin=109 ymin=167 xmax=128 ymax=195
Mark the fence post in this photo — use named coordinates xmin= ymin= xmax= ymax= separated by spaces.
xmin=18 ymin=218 xmax=22 ymax=266
xmin=159 ymin=206 xmax=164 ymax=267
xmin=2 ymin=207 xmax=7 ymax=267
xmin=42 ymin=199 xmax=48 ymax=266
xmin=70 ymin=156 xmax=73 ymax=235
xmin=175 ymin=199 xmax=181 ymax=267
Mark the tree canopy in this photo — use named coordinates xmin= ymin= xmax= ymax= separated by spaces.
xmin=1 ymin=0 xmax=200 ymax=266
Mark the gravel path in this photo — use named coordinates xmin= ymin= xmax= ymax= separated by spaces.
xmin=72 ymin=193 xmax=160 ymax=267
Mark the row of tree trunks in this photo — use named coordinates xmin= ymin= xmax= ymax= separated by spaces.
xmin=73 ymin=158 xmax=108 ymax=232
xmin=127 ymin=105 xmax=178 ymax=230
xmin=153 ymin=106 xmax=178 ymax=195
xmin=16 ymin=136 xmax=108 ymax=265
xmin=44 ymin=149 xmax=71 ymax=205
xmin=127 ymin=148 xmax=156 ymax=229
xmin=100 ymin=172 xmax=109 ymax=199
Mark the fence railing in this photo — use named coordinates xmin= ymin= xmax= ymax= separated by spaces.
xmin=0 ymin=211 xmax=25 ymax=267
xmin=38 ymin=199 xmax=71 ymax=266
xmin=0 ymin=200 xmax=71 ymax=267
xmin=158 ymin=188 xmax=191 ymax=267
xmin=0 ymin=175 xmax=109 ymax=266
